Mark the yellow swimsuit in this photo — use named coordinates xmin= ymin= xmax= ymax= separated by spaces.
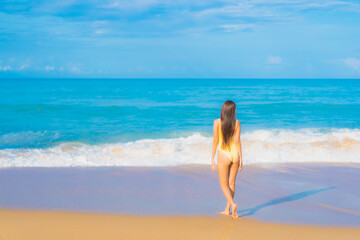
xmin=217 ymin=118 xmax=239 ymax=162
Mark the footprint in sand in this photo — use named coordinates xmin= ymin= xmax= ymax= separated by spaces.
xmin=218 ymin=222 xmax=234 ymax=239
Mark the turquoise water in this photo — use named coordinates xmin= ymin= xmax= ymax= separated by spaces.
xmin=0 ymin=78 xmax=359 ymax=167
xmin=1 ymin=78 xmax=359 ymax=148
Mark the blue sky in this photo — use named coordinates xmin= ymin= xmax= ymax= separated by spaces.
xmin=0 ymin=0 xmax=360 ymax=78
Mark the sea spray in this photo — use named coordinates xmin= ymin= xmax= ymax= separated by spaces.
xmin=1 ymin=128 xmax=359 ymax=167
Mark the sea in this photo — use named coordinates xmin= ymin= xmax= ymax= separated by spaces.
xmin=0 ymin=78 xmax=359 ymax=167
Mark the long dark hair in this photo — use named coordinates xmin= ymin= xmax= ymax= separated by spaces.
xmin=220 ymin=100 xmax=236 ymax=150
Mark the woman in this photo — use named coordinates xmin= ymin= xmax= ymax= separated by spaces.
xmin=211 ymin=100 xmax=243 ymax=219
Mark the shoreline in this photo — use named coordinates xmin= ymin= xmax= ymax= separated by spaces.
xmin=1 ymin=162 xmax=360 ymax=227
xmin=1 ymin=160 xmax=359 ymax=168
xmin=1 ymin=208 xmax=359 ymax=240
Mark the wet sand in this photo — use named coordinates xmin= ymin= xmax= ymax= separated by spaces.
xmin=1 ymin=163 xmax=359 ymax=239
xmin=1 ymin=207 xmax=360 ymax=240
xmin=1 ymin=162 xmax=360 ymax=227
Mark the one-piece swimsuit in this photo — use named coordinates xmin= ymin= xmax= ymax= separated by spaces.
xmin=217 ymin=118 xmax=239 ymax=162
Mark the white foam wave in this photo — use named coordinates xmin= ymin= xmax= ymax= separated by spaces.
xmin=1 ymin=128 xmax=360 ymax=167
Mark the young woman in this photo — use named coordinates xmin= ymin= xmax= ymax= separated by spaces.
xmin=211 ymin=100 xmax=243 ymax=219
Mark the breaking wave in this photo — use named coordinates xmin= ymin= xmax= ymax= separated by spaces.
xmin=1 ymin=128 xmax=359 ymax=167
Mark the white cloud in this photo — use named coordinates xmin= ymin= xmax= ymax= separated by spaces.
xmin=94 ymin=29 xmax=106 ymax=35
xmin=70 ymin=66 xmax=81 ymax=73
xmin=19 ymin=59 xmax=31 ymax=70
xmin=339 ymin=57 xmax=360 ymax=71
xmin=0 ymin=66 xmax=12 ymax=71
xmin=194 ymin=0 xmax=360 ymax=26
xmin=101 ymin=0 xmax=161 ymax=11
xmin=19 ymin=65 xmax=28 ymax=70
xmin=220 ymin=24 xmax=254 ymax=32
xmin=266 ymin=55 xmax=282 ymax=64
xmin=93 ymin=20 xmax=108 ymax=26
xmin=45 ymin=66 xmax=55 ymax=71
xmin=65 ymin=62 xmax=84 ymax=73
xmin=195 ymin=2 xmax=281 ymax=20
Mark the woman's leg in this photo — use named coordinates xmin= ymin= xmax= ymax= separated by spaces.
xmin=228 ymin=158 xmax=240 ymax=218
xmin=223 ymin=164 xmax=233 ymax=214
xmin=224 ymin=159 xmax=239 ymax=213
xmin=217 ymin=150 xmax=237 ymax=217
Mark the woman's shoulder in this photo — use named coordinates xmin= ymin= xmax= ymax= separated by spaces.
xmin=213 ymin=119 xmax=220 ymax=132
xmin=236 ymin=119 xmax=241 ymax=128
xmin=213 ymin=118 xmax=220 ymax=125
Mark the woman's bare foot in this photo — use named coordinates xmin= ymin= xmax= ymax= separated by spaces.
xmin=217 ymin=210 xmax=230 ymax=216
xmin=231 ymin=204 xmax=239 ymax=219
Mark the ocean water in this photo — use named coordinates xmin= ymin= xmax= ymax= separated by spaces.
xmin=0 ymin=78 xmax=359 ymax=167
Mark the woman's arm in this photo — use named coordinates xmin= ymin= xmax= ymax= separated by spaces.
xmin=234 ymin=120 xmax=243 ymax=171
xmin=211 ymin=119 xmax=219 ymax=170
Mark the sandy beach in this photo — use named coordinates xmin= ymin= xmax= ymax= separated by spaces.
xmin=1 ymin=208 xmax=360 ymax=240
xmin=1 ymin=163 xmax=360 ymax=225
xmin=1 ymin=162 xmax=360 ymax=239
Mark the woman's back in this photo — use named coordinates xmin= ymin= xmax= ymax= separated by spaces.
xmin=218 ymin=118 xmax=238 ymax=151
